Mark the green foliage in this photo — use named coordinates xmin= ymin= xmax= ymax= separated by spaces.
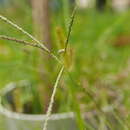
xmin=0 ymin=1 xmax=130 ymax=129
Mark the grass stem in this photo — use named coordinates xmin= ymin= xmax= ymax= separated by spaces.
xmin=42 ymin=66 xmax=64 ymax=130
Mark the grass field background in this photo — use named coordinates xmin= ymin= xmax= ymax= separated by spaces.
xmin=0 ymin=1 xmax=130 ymax=129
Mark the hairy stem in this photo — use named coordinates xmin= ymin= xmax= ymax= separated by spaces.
xmin=64 ymin=6 xmax=77 ymax=54
xmin=42 ymin=66 xmax=64 ymax=130
xmin=0 ymin=15 xmax=61 ymax=64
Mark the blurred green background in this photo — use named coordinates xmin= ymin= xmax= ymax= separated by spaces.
xmin=0 ymin=0 xmax=130 ymax=129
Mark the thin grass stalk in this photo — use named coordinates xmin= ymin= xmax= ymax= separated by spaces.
xmin=0 ymin=35 xmax=62 ymax=64
xmin=0 ymin=4 xmax=76 ymax=130
xmin=0 ymin=35 xmax=46 ymax=50
xmin=0 ymin=15 xmax=49 ymax=52
xmin=43 ymin=5 xmax=77 ymax=130
xmin=64 ymin=6 xmax=77 ymax=54
xmin=0 ymin=15 xmax=61 ymax=64
xmin=42 ymin=66 xmax=64 ymax=130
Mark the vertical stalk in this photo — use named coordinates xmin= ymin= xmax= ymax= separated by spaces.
xmin=62 ymin=0 xmax=70 ymax=33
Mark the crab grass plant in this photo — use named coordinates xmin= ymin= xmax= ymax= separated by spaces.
xmin=0 ymin=6 xmax=82 ymax=130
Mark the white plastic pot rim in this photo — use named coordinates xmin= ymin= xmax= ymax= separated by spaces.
xmin=0 ymin=104 xmax=74 ymax=121
xmin=0 ymin=81 xmax=123 ymax=121
xmin=0 ymin=81 xmax=74 ymax=121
